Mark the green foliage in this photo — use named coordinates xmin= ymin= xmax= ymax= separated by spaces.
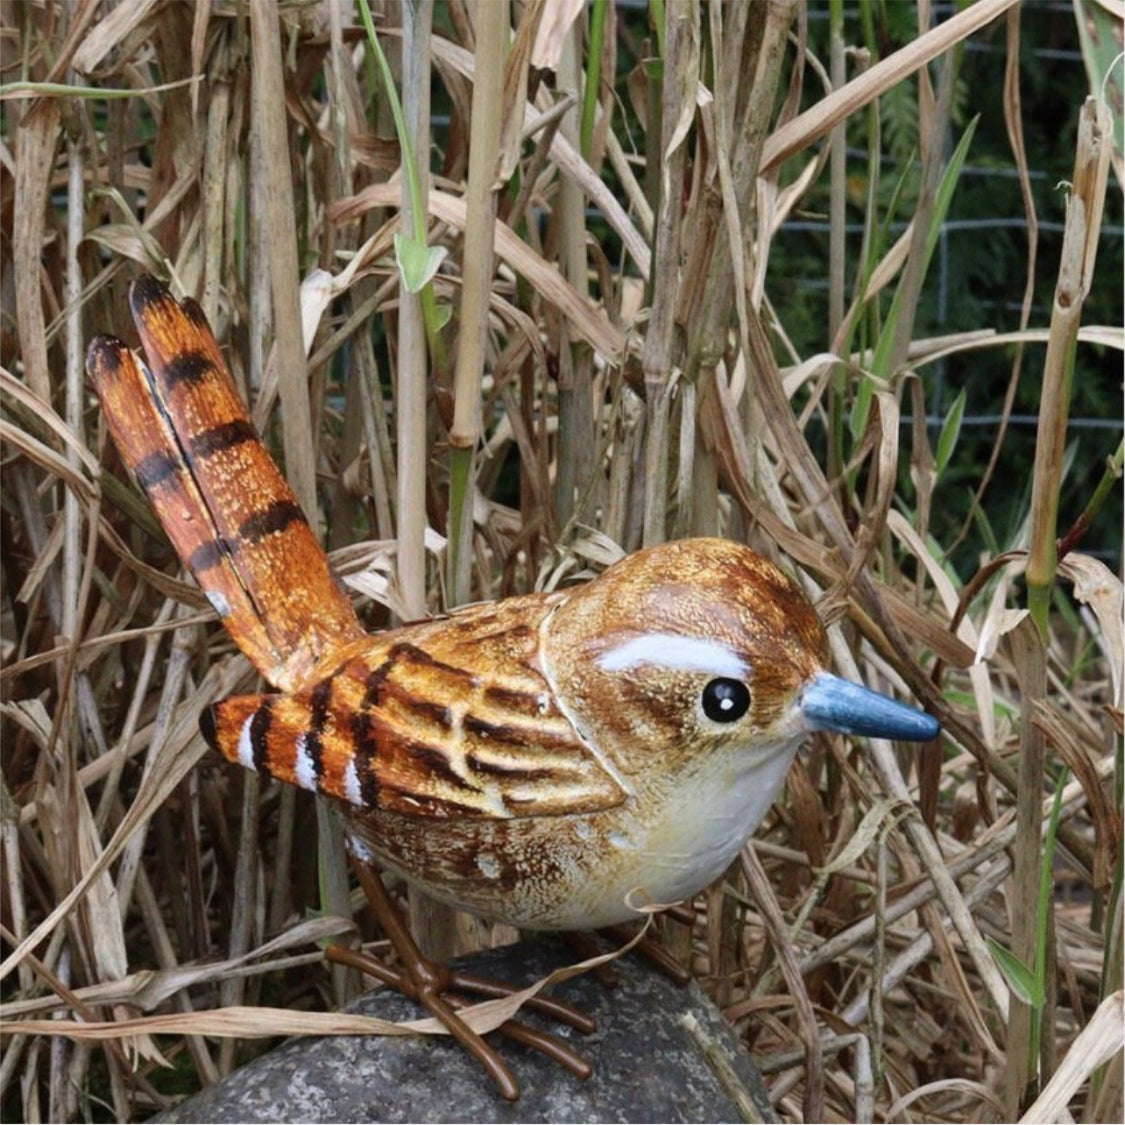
xmin=768 ymin=2 xmax=1123 ymax=572
xmin=394 ymin=235 xmax=448 ymax=294
xmin=987 ymin=938 xmax=1045 ymax=1008
xmin=935 ymin=388 xmax=966 ymax=476
xmin=882 ymin=78 xmax=920 ymax=168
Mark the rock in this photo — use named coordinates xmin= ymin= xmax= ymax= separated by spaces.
xmin=156 ymin=939 xmax=775 ymax=1124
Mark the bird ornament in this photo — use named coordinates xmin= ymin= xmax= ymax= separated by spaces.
xmin=87 ymin=276 xmax=939 ymax=1098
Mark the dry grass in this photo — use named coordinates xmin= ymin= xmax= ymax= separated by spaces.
xmin=1 ymin=1 xmax=1122 ymax=1122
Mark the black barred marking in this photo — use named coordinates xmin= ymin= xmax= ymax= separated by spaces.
xmin=405 ymin=741 xmax=477 ymax=792
xmin=238 ymin=499 xmax=306 ymax=542
xmin=181 ymin=297 xmax=210 ymax=327
xmin=250 ymin=700 xmax=273 ymax=774
xmin=390 ymin=642 xmax=477 ymax=683
xmin=464 ymin=712 xmax=577 ymax=752
xmin=361 ymin=665 xmax=449 ymax=714
xmin=189 ymin=419 xmax=258 ymax=460
xmin=310 ymin=679 xmax=333 ymax=725
xmin=361 ymin=659 xmax=395 ymax=710
xmin=457 ymin=621 xmax=534 ymax=643
xmin=134 ymin=449 xmax=180 ymax=491
xmin=86 ymin=335 xmax=127 ymax=375
xmin=129 ymin=274 xmax=171 ymax=312
xmin=484 ymin=684 xmax=547 ymax=716
xmin=403 ymin=698 xmax=453 ymax=728
xmin=198 ymin=704 xmax=218 ymax=749
xmin=349 ymin=711 xmax=382 ymax=808
xmin=187 ymin=537 xmax=234 ymax=573
xmin=502 ymin=792 xmax=541 ymax=809
xmin=301 ymin=678 xmax=333 ymax=782
xmin=463 ymin=714 xmax=530 ymax=745
xmin=128 ymin=275 xmax=170 ymax=314
xmin=162 ymin=350 xmax=212 ymax=388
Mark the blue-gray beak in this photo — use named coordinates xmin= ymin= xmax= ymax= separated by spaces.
xmin=801 ymin=673 xmax=939 ymax=741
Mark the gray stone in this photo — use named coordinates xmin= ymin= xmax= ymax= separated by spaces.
xmin=156 ymin=940 xmax=776 ymax=1124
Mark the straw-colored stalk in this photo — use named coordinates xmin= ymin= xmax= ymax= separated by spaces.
xmin=395 ymin=0 xmax=433 ymax=623
xmin=448 ymin=0 xmax=507 ymax=605
xmin=248 ymin=0 xmax=317 ymax=518
xmin=1013 ymin=95 xmax=1112 ymax=1116
xmin=641 ymin=0 xmax=696 ymax=546
xmin=1026 ymin=97 xmax=1113 ymax=633
xmin=552 ymin=18 xmax=595 ymax=529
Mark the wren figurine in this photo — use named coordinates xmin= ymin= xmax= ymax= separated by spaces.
xmin=88 ymin=277 xmax=939 ymax=1097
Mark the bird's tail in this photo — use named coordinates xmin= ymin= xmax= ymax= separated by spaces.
xmin=87 ymin=276 xmax=364 ymax=691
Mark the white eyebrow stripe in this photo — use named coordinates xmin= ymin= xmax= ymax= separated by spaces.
xmin=596 ymin=634 xmax=749 ymax=678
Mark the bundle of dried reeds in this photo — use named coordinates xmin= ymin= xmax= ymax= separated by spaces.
xmin=1 ymin=2 xmax=1121 ymax=1121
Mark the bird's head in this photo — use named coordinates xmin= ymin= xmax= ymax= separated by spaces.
xmin=541 ymin=538 xmax=938 ymax=786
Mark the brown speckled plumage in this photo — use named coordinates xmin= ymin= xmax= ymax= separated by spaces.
xmin=90 ymin=277 xmax=935 ymax=933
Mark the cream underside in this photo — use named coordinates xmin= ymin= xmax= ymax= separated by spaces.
xmin=556 ymin=735 xmax=801 ymax=928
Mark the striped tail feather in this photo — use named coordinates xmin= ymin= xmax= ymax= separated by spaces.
xmin=87 ymin=276 xmax=364 ymax=692
xmin=200 ymin=688 xmax=489 ymax=819
xmin=199 ymin=692 xmax=372 ymax=810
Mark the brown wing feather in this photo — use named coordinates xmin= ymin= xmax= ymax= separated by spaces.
xmin=201 ymin=596 xmax=628 ymax=820
xmin=92 ymin=277 xmax=622 ymax=820
xmin=88 ymin=277 xmax=363 ymax=691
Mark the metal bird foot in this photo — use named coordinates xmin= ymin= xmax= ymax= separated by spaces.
xmin=327 ymin=863 xmax=594 ymax=1101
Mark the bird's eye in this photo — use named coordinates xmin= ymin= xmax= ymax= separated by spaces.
xmin=701 ymin=678 xmax=751 ymax=723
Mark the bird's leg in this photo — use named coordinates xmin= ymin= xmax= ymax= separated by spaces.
xmin=602 ymin=921 xmax=693 ymax=986
xmin=642 ymin=902 xmax=696 ymax=985
xmin=563 ymin=905 xmax=696 ymax=990
xmin=585 ymin=904 xmax=695 ymax=986
xmin=327 ymin=861 xmax=594 ymax=1101
xmin=562 ymin=931 xmax=622 ymax=988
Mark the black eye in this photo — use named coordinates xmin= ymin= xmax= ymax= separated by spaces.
xmin=702 ymin=678 xmax=751 ymax=723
